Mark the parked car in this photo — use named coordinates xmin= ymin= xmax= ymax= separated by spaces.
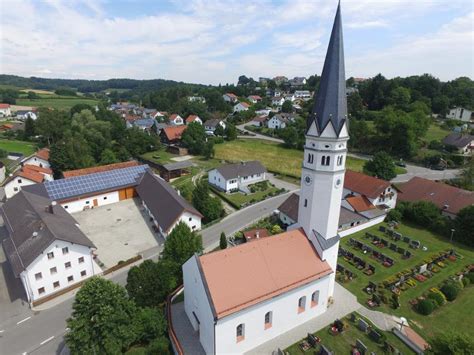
xmin=430 ymin=165 xmax=446 ymax=171
xmin=395 ymin=160 xmax=406 ymax=168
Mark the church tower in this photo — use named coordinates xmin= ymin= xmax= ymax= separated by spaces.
xmin=297 ymin=2 xmax=348 ymax=289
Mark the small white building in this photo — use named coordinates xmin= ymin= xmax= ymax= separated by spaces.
xmin=294 ymin=90 xmax=312 ymax=99
xmin=168 ymin=114 xmax=184 ymax=126
xmin=3 ymin=165 xmax=54 ymax=199
xmin=16 ymin=110 xmax=38 ymax=121
xmin=2 ymin=192 xmax=96 ymax=304
xmin=247 ymin=95 xmax=262 ymax=104
xmin=267 ymin=113 xmax=295 ymax=129
xmin=0 ymin=103 xmax=11 ymax=117
xmin=248 ymin=115 xmax=268 ymax=127
xmin=208 ymin=161 xmax=266 ymax=193
xmin=188 ymin=96 xmax=206 ymax=104
xmin=447 ymin=107 xmax=472 ymax=122
xmin=271 ymin=97 xmax=285 ymax=107
xmin=223 ymin=93 xmax=238 ymax=103
xmin=442 ymin=132 xmax=474 ymax=155
xmin=185 ymin=115 xmax=203 ymax=125
xmin=234 ymin=102 xmax=250 ymax=113
xmin=22 ymin=148 xmax=50 ymax=169
xmin=204 ymin=119 xmax=226 ymax=133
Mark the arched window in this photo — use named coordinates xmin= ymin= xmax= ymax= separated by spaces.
xmin=298 ymin=296 xmax=306 ymax=313
xmin=264 ymin=311 xmax=272 ymax=329
xmin=236 ymin=323 xmax=245 ymax=342
xmin=337 ymin=155 xmax=343 ymax=166
xmin=309 ymin=154 xmax=314 ymax=164
xmin=326 ymin=156 xmax=330 ymax=166
xmin=321 ymin=156 xmax=330 ymax=166
xmin=311 ymin=290 xmax=320 ymax=307
xmin=304 ymin=199 xmax=308 ymax=207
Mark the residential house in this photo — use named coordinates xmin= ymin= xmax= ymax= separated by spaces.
xmin=271 ymin=96 xmax=285 ymax=107
xmin=223 ymin=93 xmax=238 ymax=103
xmin=22 ymin=148 xmax=50 ymax=168
xmin=267 ymin=113 xmax=295 ymax=129
xmin=249 ymin=115 xmax=268 ymax=127
xmin=168 ymin=114 xmax=184 ymax=126
xmin=0 ymin=122 xmax=24 ymax=132
xmin=0 ymin=103 xmax=11 ymax=117
xmin=398 ymin=177 xmax=474 ymax=219
xmin=15 ymin=110 xmax=38 ymax=121
xmin=284 ymin=93 xmax=296 ymax=102
xmin=186 ymin=115 xmax=203 ymax=125
xmin=132 ymin=118 xmax=156 ymax=133
xmin=188 ymin=96 xmax=206 ymax=104
xmin=289 ymin=77 xmax=306 ymax=88
xmin=247 ymin=95 xmax=262 ymax=104
xmin=273 ymin=76 xmax=288 ymax=85
xmin=1 ymin=191 xmax=97 ymax=304
xmin=4 ymin=165 xmax=54 ymax=199
xmin=208 ymin=161 xmax=266 ymax=192
xmin=255 ymin=109 xmax=271 ymax=116
xmin=204 ymin=119 xmax=226 ymax=133
xmin=160 ymin=125 xmax=187 ymax=145
xmin=234 ymin=102 xmax=250 ymax=113
xmin=294 ymin=90 xmax=311 ymax=99
xmin=442 ymin=132 xmax=473 ymax=155
xmin=447 ymin=107 xmax=472 ymax=122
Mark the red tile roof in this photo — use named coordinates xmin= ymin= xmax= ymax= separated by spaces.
xmin=248 ymin=95 xmax=262 ymax=100
xmin=23 ymin=164 xmax=53 ymax=175
xmin=17 ymin=169 xmax=45 ymax=183
xmin=243 ymin=228 xmax=269 ymax=242
xmin=198 ymin=228 xmax=332 ymax=319
xmin=35 ymin=148 xmax=50 ymax=161
xmin=399 ymin=177 xmax=474 ymax=215
xmin=63 ymin=161 xmax=139 ymax=178
xmin=169 ymin=113 xmax=181 ymax=120
xmin=186 ymin=115 xmax=200 ymax=123
xmin=346 ymin=195 xmax=376 ymax=212
xmin=162 ymin=125 xmax=187 ymax=141
xmin=225 ymin=93 xmax=237 ymax=98
xmin=344 ymin=170 xmax=391 ymax=199
xmin=239 ymin=102 xmax=250 ymax=108
xmin=0 ymin=104 xmax=10 ymax=109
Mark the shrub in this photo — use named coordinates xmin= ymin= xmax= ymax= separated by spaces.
xmin=466 ymin=272 xmax=474 ymax=283
xmin=417 ymin=299 xmax=437 ymax=315
xmin=387 ymin=209 xmax=402 ymax=222
xmin=462 ymin=277 xmax=470 ymax=287
xmin=441 ymin=283 xmax=460 ymax=301
xmin=428 ymin=291 xmax=446 ymax=307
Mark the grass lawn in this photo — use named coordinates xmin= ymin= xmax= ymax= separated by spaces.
xmin=423 ymin=124 xmax=450 ymax=142
xmin=16 ymin=96 xmax=99 ymax=110
xmin=0 ymin=139 xmax=36 ymax=155
xmin=285 ymin=312 xmax=414 ymax=354
xmin=214 ymin=139 xmax=365 ymax=178
xmin=338 ymin=221 xmax=474 ymax=339
xmin=215 ymin=180 xmax=284 ymax=209
xmin=141 ymin=148 xmax=178 ymax=164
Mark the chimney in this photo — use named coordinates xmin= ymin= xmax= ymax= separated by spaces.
xmin=46 ymin=201 xmax=57 ymax=214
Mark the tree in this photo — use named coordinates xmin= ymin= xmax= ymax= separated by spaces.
xmin=49 ymin=134 xmax=95 ymax=176
xmin=23 ymin=117 xmax=36 ymax=140
xmin=99 ymin=149 xmax=119 ymax=165
xmin=280 ymin=126 xmax=298 ymax=149
xmin=281 ymin=100 xmax=293 ymax=113
xmin=225 ymin=123 xmax=237 ymax=141
xmin=181 ymin=122 xmax=206 ymax=154
xmin=66 ymin=277 xmax=139 ymax=354
xmin=220 ymin=232 xmax=227 ymax=249
xmin=71 ymin=103 xmax=94 ymax=116
xmin=35 ymin=109 xmax=69 ymax=145
xmin=214 ymin=124 xmax=225 ymax=137
xmin=27 ymin=91 xmax=39 ymax=100
xmin=134 ymin=307 xmax=167 ymax=344
xmin=428 ymin=332 xmax=474 ymax=355
xmin=455 ymin=205 xmax=474 ymax=246
xmin=202 ymin=141 xmax=215 ymax=160
xmin=416 ymin=298 xmax=436 ymax=315
xmin=126 ymin=259 xmax=178 ymax=307
xmin=162 ymin=222 xmax=203 ymax=268
xmin=347 ymin=92 xmax=364 ymax=119
xmin=192 ymin=180 xmax=223 ymax=223
xmin=363 ymin=152 xmax=396 ymax=180
xmin=389 ymin=86 xmax=411 ymax=110
xmin=146 ymin=337 xmax=171 ymax=355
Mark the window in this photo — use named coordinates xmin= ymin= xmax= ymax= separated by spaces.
xmin=311 ymin=291 xmax=320 ymax=307
xmin=78 ymin=257 xmax=84 ymax=264
xmin=50 ymin=267 xmax=57 ymax=275
xmin=62 ymin=247 xmax=69 ymax=255
xmin=264 ymin=311 xmax=272 ymax=329
xmin=67 ymin=275 xmax=74 ymax=283
xmin=14 ymin=187 xmax=19 ymax=192
xmin=307 ymin=153 xmax=314 ymax=164
xmin=65 ymin=262 xmax=71 ymax=269
xmin=86 ymin=201 xmax=90 ymax=204
xmin=103 ymin=196 xmax=107 ymax=200
xmin=47 ymin=252 xmax=54 ymax=260
xmin=304 ymin=199 xmax=308 ymax=207
xmin=53 ymin=281 xmax=60 ymax=288
xmin=80 ymin=270 xmax=87 ymax=277
xmin=38 ymin=287 xmax=45 ymax=295
xmin=337 ymin=155 xmax=343 ymax=166
xmin=18 ymin=179 xmax=23 ymax=183
xmin=298 ymin=296 xmax=306 ymax=313
xmin=35 ymin=272 xmax=42 ymax=280
xmin=189 ymin=217 xmax=192 ymax=221
xmin=64 ymin=205 xmax=68 ymax=209
xmin=236 ymin=324 xmax=245 ymax=342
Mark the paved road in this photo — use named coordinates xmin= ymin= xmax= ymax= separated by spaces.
xmin=235 ymin=128 xmax=461 ymax=183
xmin=0 ymin=191 xmax=295 ymax=354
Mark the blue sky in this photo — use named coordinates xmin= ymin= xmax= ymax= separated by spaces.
xmin=1 ymin=0 xmax=472 ymax=84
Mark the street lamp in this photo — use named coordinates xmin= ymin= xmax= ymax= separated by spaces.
xmin=450 ymin=228 xmax=455 ymax=244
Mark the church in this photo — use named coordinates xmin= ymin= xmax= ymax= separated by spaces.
xmin=182 ymin=3 xmax=349 ymax=353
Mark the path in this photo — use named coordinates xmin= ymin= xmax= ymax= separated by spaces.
xmin=357 ymin=306 xmax=402 ymax=331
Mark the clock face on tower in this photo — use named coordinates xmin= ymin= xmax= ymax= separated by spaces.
xmin=304 ymin=175 xmax=312 ymax=186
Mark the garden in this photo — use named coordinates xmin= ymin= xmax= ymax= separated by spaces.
xmin=285 ymin=312 xmax=414 ymax=354
xmin=337 ymin=221 xmax=474 ymax=339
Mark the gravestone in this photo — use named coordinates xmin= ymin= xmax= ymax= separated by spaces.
xmin=397 ymin=247 xmax=405 ymax=254
xmin=390 ymin=243 xmax=397 ymax=251
xmin=387 ymin=229 xmax=394 ymax=236
xmin=379 ymin=226 xmax=386 ymax=233
xmin=419 ymin=264 xmax=428 ymax=273
xmin=350 ymin=313 xmax=357 ymax=322
xmin=356 ymin=339 xmax=368 ymax=355
xmin=358 ymin=319 xmax=369 ymax=332
xmin=320 ymin=345 xmax=334 ymax=355
xmin=369 ymin=329 xmax=382 ymax=343
xmin=403 ymin=236 xmax=410 ymax=243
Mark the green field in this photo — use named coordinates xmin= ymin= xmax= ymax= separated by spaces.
xmin=338 ymin=221 xmax=474 ymax=339
xmin=0 ymin=139 xmax=36 ymax=155
xmin=423 ymin=124 xmax=450 ymax=142
xmin=285 ymin=312 xmax=414 ymax=354
xmin=16 ymin=96 xmax=99 ymax=110
xmin=214 ymin=139 xmax=365 ymax=178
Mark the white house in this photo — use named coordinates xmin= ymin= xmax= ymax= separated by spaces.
xmin=188 ymin=96 xmax=206 ymax=103
xmin=208 ymin=161 xmax=267 ymax=193
xmin=0 ymin=103 xmax=11 ymax=117
xmin=223 ymin=93 xmax=238 ymax=103
xmin=234 ymin=102 xmax=250 ymax=113
xmin=247 ymin=95 xmax=262 ymax=104
xmin=271 ymin=97 xmax=285 ymax=107
xmin=16 ymin=110 xmax=38 ymax=121
xmin=3 ymin=165 xmax=54 ymax=199
xmin=22 ymin=148 xmax=50 ymax=169
xmin=185 ymin=115 xmax=203 ymax=125
xmin=249 ymin=115 xmax=268 ymax=127
xmin=294 ymin=90 xmax=312 ymax=99
xmin=447 ymin=107 xmax=472 ymax=122
xmin=267 ymin=113 xmax=295 ymax=129
xmin=204 ymin=119 xmax=226 ymax=133
xmin=289 ymin=77 xmax=307 ymax=87
xmin=2 ymin=192 xmax=97 ymax=304
xmin=255 ymin=109 xmax=271 ymax=116
xmin=168 ymin=114 xmax=184 ymax=126
xmin=442 ymin=132 xmax=474 ymax=155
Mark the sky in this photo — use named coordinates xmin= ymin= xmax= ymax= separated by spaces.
xmin=1 ymin=0 xmax=473 ymax=85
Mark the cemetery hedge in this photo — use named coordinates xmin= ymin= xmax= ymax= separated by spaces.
xmin=417 ymin=299 xmax=437 ymax=315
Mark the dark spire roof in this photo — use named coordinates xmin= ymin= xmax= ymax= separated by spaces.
xmin=307 ymin=2 xmax=347 ymax=136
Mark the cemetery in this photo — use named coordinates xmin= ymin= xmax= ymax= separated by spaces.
xmin=284 ymin=312 xmax=413 ymax=354
xmin=337 ymin=221 xmax=474 ymax=339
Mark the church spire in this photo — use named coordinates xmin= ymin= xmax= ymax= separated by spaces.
xmin=307 ymin=1 xmax=347 ymax=136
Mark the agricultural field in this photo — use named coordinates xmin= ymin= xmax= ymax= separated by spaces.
xmin=337 ymin=221 xmax=474 ymax=339
xmin=16 ymin=96 xmax=99 ymax=110
xmin=0 ymin=139 xmax=36 ymax=156
xmin=214 ymin=139 xmax=366 ymax=178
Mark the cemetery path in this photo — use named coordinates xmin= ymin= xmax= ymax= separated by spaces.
xmin=357 ymin=306 xmax=402 ymax=331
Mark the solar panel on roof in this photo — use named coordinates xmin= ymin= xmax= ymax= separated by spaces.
xmin=45 ymin=165 xmax=149 ymax=201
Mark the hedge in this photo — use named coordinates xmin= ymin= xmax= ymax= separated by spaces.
xmin=417 ymin=299 xmax=437 ymax=315
xmin=440 ymin=283 xmax=460 ymax=301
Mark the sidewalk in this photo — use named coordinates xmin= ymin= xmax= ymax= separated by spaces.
xmin=357 ymin=306 xmax=401 ymax=331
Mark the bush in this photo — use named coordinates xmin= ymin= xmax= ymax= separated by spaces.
xmin=428 ymin=291 xmax=446 ymax=307
xmin=441 ymin=283 xmax=460 ymax=301
xmin=387 ymin=209 xmax=402 ymax=222
xmin=417 ymin=299 xmax=437 ymax=315
xmin=462 ymin=277 xmax=470 ymax=287
xmin=146 ymin=337 xmax=170 ymax=355
xmin=466 ymin=272 xmax=474 ymax=284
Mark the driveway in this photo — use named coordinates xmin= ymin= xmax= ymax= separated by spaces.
xmin=74 ymin=198 xmax=164 ymax=268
